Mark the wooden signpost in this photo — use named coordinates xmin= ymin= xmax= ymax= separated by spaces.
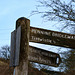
xmin=9 ymin=17 xmax=75 ymax=75
xmin=30 ymin=27 xmax=75 ymax=49
xmin=10 ymin=17 xmax=75 ymax=75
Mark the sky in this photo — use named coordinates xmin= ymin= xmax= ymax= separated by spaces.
xmin=0 ymin=0 xmax=36 ymax=46
xmin=0 ymin=0 xmax=62 ymax=48
xmin=0 ymin=0 xmax=37 ymax=47
xmin=0 ymin=0 xmax=72 ymax=71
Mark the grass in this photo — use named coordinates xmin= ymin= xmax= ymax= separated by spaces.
xmin=0 ymin=58 xmax=47 ymax=75
xmin=0 ymin=58 xmax=14 ymax=75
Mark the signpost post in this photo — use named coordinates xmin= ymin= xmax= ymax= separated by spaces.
xmin=30 ymin=27 xmax=75 ymax=49
xmin=14 ymin=17 xmax=30 ymax=75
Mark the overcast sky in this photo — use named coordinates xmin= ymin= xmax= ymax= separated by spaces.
xmin=0 ymin=0 xmax=38 ymax=47
xmin=0 ymin=0 xmax=60 ymax=47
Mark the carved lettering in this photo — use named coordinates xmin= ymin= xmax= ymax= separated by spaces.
xmin=31 ymin=28 xmax=75 ymax=40
xmin=29 ymin=46 xmax=57 ymax=58
xmin=28 ymin=55 xmax=52 ymax=65
xmin=31 ymin=36 xmax=56 ymax=44
xmin=52 ymin=32 xmax=75 ymax=39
